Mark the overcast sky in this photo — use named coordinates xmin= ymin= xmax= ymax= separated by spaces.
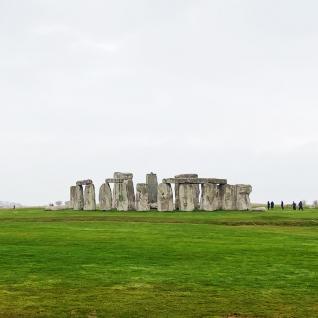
xmin=1 ymin=0 xmax=318 ymax=205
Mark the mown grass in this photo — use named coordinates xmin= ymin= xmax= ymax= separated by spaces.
xmin=0 ymin=208 xmax=317 ymax=317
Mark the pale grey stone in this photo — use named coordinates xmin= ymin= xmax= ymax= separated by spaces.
xmin=74 ymin=185 xmax=84 ymax=211
xmin=179 ymin=184 xmax=197 ymax=211
xmin=99 ymin=183 xmax=112 ymax=211
xmin=163 ymin=178 xmax=227 ymax=185
xmin=76 ymin=179 xmax=93 ymax=186
xmin=45 ymin=205 xmax=68 ymax=211
xmin=235 ymin=184 xmax=252 ymax=211
xmin=150 ymin=203 xmax=158 ymax=209
xmin=70 ymin=186 xmax=76 ymax=209
xmin=200 ymin=184 xmax=220 ymax=211
xmin=136 ymin=183 xmax=150 ymax=211
xmin=251 ymin=207 xmax=266 ymax=212
xmin=219 ymin=184 xmax=236 ymax=211
xmin=174 ymin=174 xmax=198 ymax=210
xmin=146 ymin=173 xmax=158 ymax=204
xmin=106 ymin=177 xmax=133 ymax=183
xmin=112 ymin=172 xmax=135 ymax=210
xmin=175 ymin=174 xmax=199 ymax=179
xmin=219 ymin=184 xmax=252 ymax=211
xmin=157 ymin=183 xmax=174 ymax=211
xmin=117 ymin=180 xmax=129 ymax=211
xmin=84 ymin=184 xmax=96 ymax=211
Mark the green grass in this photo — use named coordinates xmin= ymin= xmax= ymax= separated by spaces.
xmin=0 ymin=208 xmax=317 ymax=317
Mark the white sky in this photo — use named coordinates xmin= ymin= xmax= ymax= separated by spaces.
xmin=1 ymin=0 xmax=318 ymax=205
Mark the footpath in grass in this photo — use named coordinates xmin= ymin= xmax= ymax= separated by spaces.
xmin=0 ymin=208 xmax=317 ymax=317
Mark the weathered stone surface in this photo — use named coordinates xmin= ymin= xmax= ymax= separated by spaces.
xmin=219 ymin=184 xmax=252 ymax=211
xmin=74 ymin=185 xmax=84 ymax=210
xmin=174 ymin=174 xmax=198 ymax=210
xmin=106 ymin=178 xmax=133 ymax=183
xmin=146 ymin=173 xmax=158 ymax=204
xmin=99 ymin=183 xmax=112 ymax=211
xmin=175 ymin=174 xmax=199 ymax=179
xmin=163 ymin=178 xmax=227 ymax=185
xmin=235 ymin=184 xmax=252 ymax=211
xmin=136 ymin=183 xmax=150 ymax=211
xmin=45 ymin=205 xmax=68 ymax=211
xmin=117 ymin=181 xmax=129 ymax=211
xmin=150 ymin=203 xmax=158 ymax=209
xmin=76 ymin=179 xmax=93 ymax=186
xmin=70 ymin=186 xmax=76 ymax=209
xmin=200 ymin=184 xmax=220 ymax=211
xmin=251 ymin=207 xmax=266 ymax=212
xmin=219 ymin=184 xmax=236 ymax=210
xmin=112 ymin=172 xmax=135 ymax=210
xmin=157 ymin=183 xmax=174 ymax=211
xmin=84 ymin=184 xmax=96 ymax=211
xmin=179 ymin=184 xmax=197 ymax=211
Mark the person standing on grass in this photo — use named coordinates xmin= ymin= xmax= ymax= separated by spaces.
xmin=271 ymin=201 xmax=275 ymax=209
xmin=292 ymin=201 xmax=297 ymax=210
xmin=267 ymin=201 xmax=271 ymax=210
xmin=281 ymin=201 xmax=284 ymax=210
xmin=298 ymin=201 xmax=304 ymax=211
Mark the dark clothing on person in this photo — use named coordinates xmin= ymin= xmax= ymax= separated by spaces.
xmin=281 ymin=201 xmax=284 ymax=210
xmin=267 ymin=201 xmax=271 ymax=210
xmin=292 ymin=202 xmax=297 ymax=210
xmin=298 ymin=201 xmax=304 ymax=211
xmin=270 ymin=201 xmax=275 ymax=209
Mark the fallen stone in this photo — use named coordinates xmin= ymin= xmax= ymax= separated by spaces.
xmin=45 ymin=205 xmax=68 ymax=211
xmin=149 ymin=203 xmax=158 ymax=210
xmin=251 ymin=207 xmax=266 ymax=212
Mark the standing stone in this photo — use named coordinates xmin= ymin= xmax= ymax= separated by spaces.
xmin=157 ymin=183 xmax=174 ymax=211
xmin=175 ymin=174 xmax=199 ymax=210
xmin=74 ymin=185 xmax=84 ymax=211
xmin=117 ymin=180 xmax=129 ymax=211
xmin=219 ymin=184 xmax=236 ymax=210
xmin=112 ymin=172 xmax=135 ymax=210
xmin=136 ymin=183 xmax=150 ymax=211
xmin=235 ymin=184 xmax=252 ymax=211
xmin=200 ymin=183 xmax=220 ymax=211
xmin=70 ymin=186 xmax=76 ymax=209
xmin=84 ymin=184 xmax=96 ymax=211
xmin=179 ymin=184 xmax=197 ymax=211
xmin=146 ymin=173 xmax=158 ymax=204
xmin=99 ymin=183 xmax=112 ymax=211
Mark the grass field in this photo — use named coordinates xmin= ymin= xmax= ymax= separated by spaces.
xmin=0 ymin=208 xmax=317 ymax=318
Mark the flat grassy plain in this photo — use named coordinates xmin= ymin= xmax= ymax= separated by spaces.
xmin=0 ymin=208 xmax=317 ymax=317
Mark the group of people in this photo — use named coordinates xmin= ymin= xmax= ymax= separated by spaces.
xmin=267 ymin=201 xmax=304 ymax=211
